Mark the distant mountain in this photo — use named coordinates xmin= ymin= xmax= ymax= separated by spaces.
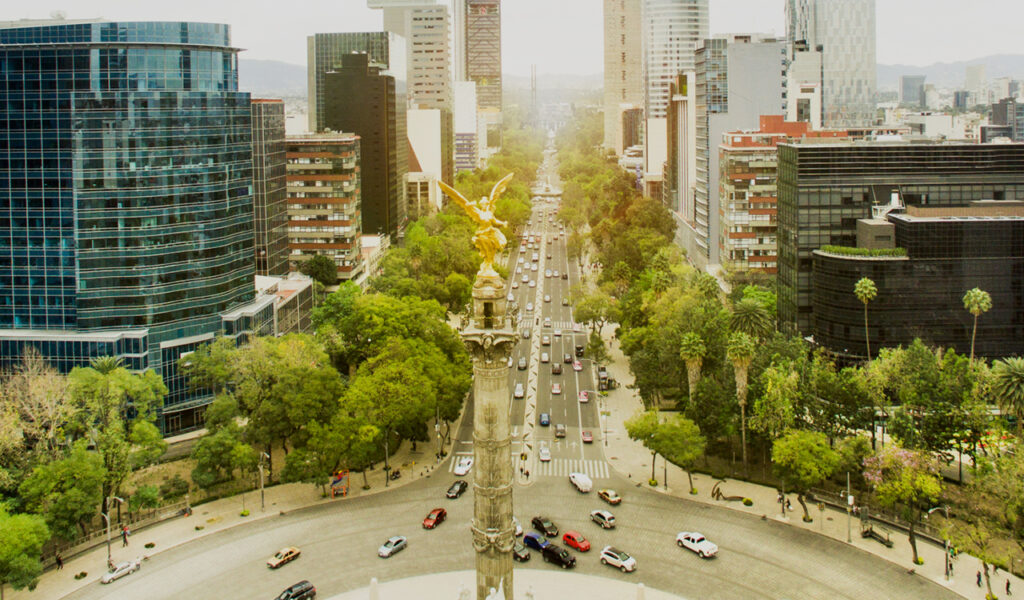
xmin=878 ymin=55 xmax=1024 ymax=90
xmin=239 ymin=59 xmax=306 ymax=97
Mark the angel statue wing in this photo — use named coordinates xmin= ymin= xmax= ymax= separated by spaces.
xmin=484 ymin=173 xmax=515 ymax=212
xmin=437 ymin=180 xmax=483 ymax=224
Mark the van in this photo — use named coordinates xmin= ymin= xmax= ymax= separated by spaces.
xmin=569 ymin=472 xmax=592 ymax=493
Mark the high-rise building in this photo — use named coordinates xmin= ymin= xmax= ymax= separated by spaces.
xmin=306 ymin=32 xmax=407 ymax=133
xmin=603 ymin=0 xmax=643 ymax=156
xmin=0 ymin=19 xmax=264 ymax=435
xmin=685 ymin=34 xmax=786 ymax=269
xmin=777 ymin=141 xmax=1024 ymax=334
xmin=323 ymin=53 xmax=408 ymax=240
xmin=285 ymin=134 xmax=364 ymax=281
xmin=786 ymin=0 xmax=876 ymax=127
xmin=642 ymin=0 xmax=708 ymax=120
xmin=965 ymin=64 xmax=987 ymax=106
xmin=664 ymin=73 xmax=696 ymax=218
xmin=990 ymin=98 xmax=1024 ymax=141
xmin=251 ymin=99 xmax=290 ymax=277
xmin=898 ymin=75 xmax=925 ymax=108
xmin=464 ymin=0 xmax=502 ymax=111
xmin=454 ymin=80 xmax=479 ymax=172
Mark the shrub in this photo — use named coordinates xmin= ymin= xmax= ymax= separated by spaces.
xmin=74 ymin=572 xmax=88 ymax=580
xmin=194 ymin=525 xmax=204 ymax=531
xmin=648 ymin=478 xmax=658 ymax=487
xmin=689 ymin=488 xmax=698 ymax=495
xmin=742 ymin=498 xmax=753 ymax=506
xmin=144 ymin=542 xmax=155 ymax=549
xmin=239 ymin=509 xmax=250 ymax=517
xmin=159 ymin=474 xmax=189 ymax=500
xmin=818 ymin=245 xmax=906 ymax=258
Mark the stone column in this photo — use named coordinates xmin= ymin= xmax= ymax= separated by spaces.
xmin=462 ymin=273 xmax=516 ymax=600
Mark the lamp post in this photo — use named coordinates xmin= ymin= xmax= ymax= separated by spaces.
xmin=846 ymin=472 xmax=853 ymax=543
xmin=101 ymin=496 xmax=125 ymax=567
xmin=259 ymin=452 xmax=270 ymax=512
xmin=926 ymin=505 xmax=951 ymax=580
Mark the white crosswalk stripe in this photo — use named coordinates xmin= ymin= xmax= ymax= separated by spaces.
xmin=548 ymin=321 xmax=580 ymax=331
xmin=534 ymin=458 xmax=610 ymax=479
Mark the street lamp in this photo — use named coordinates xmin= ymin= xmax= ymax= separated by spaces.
xmin=926 ymin=505 xmax=951 ymax=580
xmin=259 ymin=452 xmax=270 ymax=512
xmin=101 ymin=496 xmax=125 ymax=567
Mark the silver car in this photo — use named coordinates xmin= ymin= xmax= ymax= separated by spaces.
xmin=378 ymin=536 xmax=408 ymax=558
xmin=101 ymin=560 xmax=140 ymax=584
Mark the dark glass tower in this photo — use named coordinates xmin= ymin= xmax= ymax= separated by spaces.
xmin=0 ymin=20 xmax=262 ymax=434
xmin=251 ymin=99 xmax=289 ymax=276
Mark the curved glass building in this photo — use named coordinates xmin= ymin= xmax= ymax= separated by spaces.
xmin=0 ymin=19 xmax=263 ymax=433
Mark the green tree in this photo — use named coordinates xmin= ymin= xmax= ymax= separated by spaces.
xmin=624 ymin=410 xmax=662 ymax=483
xmin=750 ymin=365 xmax=798 ymax=442
xmin=772 ymin=430 xmax=840 ymax=521
xmin=679 ymin=332 xmax=706 ymax=405
xmin=282 ymin=414 xmax=380 ymax=494
xmin=657 ymin=415 xmax=706 ymax=493
xmin=993 ymin=357 xmax=1024 ymax=438
xmin=585 ymin=331 xmax=612 ymax=367
xmin=190 ymin=423 xmax=253 ymax=490
xmin=962 ymin=287 xmax=992 ymax=363
xmin=727 ymin=332 xmax=757 ymax=473
xmin=299 ymin=254 xmax=338 ymax=286
xmin=730 ymin=298 xmax=773 ymax=339
xmin=18 ymin=441 xmax=105 ymax=541
xmin=0 ymin=507 xmax=50 ymax=599
xmin=574 ymin=291 xmax=616 ymax=335
xmin=854 ymin=277 xmax=878 ymax=360
xmin=0 ymin=348 xmax=72 ymax=463
xmin=128 ymin=421 xmax=167 ymax=470
xmin=863 ymin=446 xmax=942 ymax=564
xmin=128 ymin=485 xmax=161 ymax=515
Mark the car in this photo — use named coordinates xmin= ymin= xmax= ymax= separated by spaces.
xmin=544 ymin=294 xmax=551 ymax=303
xmin=598 ymin=489 xmax=622 ymax=505
xmin=568 ymin=471 xmax=591 ymax=492
xmin=591 ymin=510 xmax=616 ymax=529
xmin=507 ymin=292 xmax=515 ymax=302
xmin=553 ymin=270 xmax=560 ymax=278
xmin=423 ymin=508 xmax=447 ymax=529
xmin=523 ymin=531 xmax=549 ymax=551
xmin=531 ymin=263 xmax=538 ymax=272
xmin=555 ymin=423 xmax=566 ymax=438
xmin=572 ymin=360 xmax=583 ymax=372
xmin=518 ymin=256 xmax=525 ymax=263
xmin=522 ymin=328 xmax=531 ymax=339
xmin=532 ymin=516 xmax=559 ymax=537
xmin=563 ymin=353 xmax=573 ymax=364
xmin=274 ymin=580 xmax=316 ymax=600
xmin=543 ymin=317 xmax=552 ymax=327
xmin=267 ymin=546 xmax=301 ymax=569
xmin=538 ymin=446 xmax=551 ymax=462
xmin=513 ymin=382 xmax=525 ymax=399
xmin=551 ymin=382 xmax=561 ymax=394
xmin=516 ymin=266 xmax=523 ymax=275
xmin=513 ymin=516 xmax=523 ymax=536
xmin=575 ymin=344 xmax=585 ymax=357
xmin=562 ymin=297 xmax=569 ymax=306
xmin=542 ymin=335 xmax=551 ymax=346
xmin=540 ymin=352 xmax=549 ymax=363
xmin=599 ymin=546 xmax=637 ymax=573
xmin=551 ymin=362 xmax=562 ymax=375
xmin=541 ymin=543 xmax=576 ymax=569
xmin=378 ymin=536 xmax=408 ymax=558
xmin=517 ymin=357 xmax=527 ymax=370
xmin=581 ymin=430 xmax=594 ymax=443
xmin=532 ymin=253 xmax=539 ymax=262
xmin=513 ymin=542 xmax=531 ymax=562
xmin=578 ymin=390 xmax=589 ymax=403
xmin=454 ymin=457 xmax=474 ymax=475
xmin=562 ymin=530 xmax=591 ymax=552
xmin=522 ymin=274 xmax=529 ymax=283
xmin=520 ymin=246 xmax=526 ymax=253
xmin=526 ymin=302 xmax=534 ymax=312
xmin=100 ymin=560 xmax=140 ymax=584
xmin=553 ymin=329 xmax=561 ymax=338
xmin=562 ymin=273 xmax=569 ymax=280
xmin=512 ymin=281 xmax=519 ymax=289
xmin=676 ymin=532 xmax=719 ymax=558
xmin=547 ymin=254 xmax=552 ymax=260
xmin=539 ymin=413 xmax=550 ymax=426
xmin=446 ymin=480 xmax=468 ymax=498
xmin=545 ymin=269 xmax=552 ymax=278
xmin=529 ymin=280 xmax=536 ymax=288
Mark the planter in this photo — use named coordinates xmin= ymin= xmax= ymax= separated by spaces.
xmin=239 ymin=510 xmax=250 ymax=517
xmin=648 ymin=479 xmax=658 ymax=487
xmin=742 ymin=498 xmax=753 ymax=506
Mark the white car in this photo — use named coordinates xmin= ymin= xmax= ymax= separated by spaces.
xmin=507 ymin=292 xmax=515 ymax=302
xmin=101 ymin=560 xmax=140 ymax=584
xmin=513 ymin=383 xmax=525 ymax=399
xmin=454 ymin=457 xmax=474 ymax=476
xmin=513 ymin=516 xmax=523 ymax=537
xmin=676 ymin=532 xmax=718 ymax=558
xmin=569 ymin=472 xmax=592 ymax=493
xmin=526 ymin=302 xmax=534 ymax=312
xmin=538 ymin=446 xmax=551 ymax=462
xmin=541 ymin=352 xmax=549 ymax=363
xmin=378 ymin=535 xmax=408 ymax=558
xmin=522 ymin=274 xmax=529 ymax=283
xmin=544 ymin=295 xmax=551 ymax=303
xmin=529 ymin=280 xmax=536 ymax=288
xmin=600 ymin=546 xmax=637 ymax=573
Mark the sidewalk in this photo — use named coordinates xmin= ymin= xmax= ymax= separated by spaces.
xmin=11 ymin=436 xmax=451 ymax=600
xmin=594 ymin=327 xmax=1015 ymax=600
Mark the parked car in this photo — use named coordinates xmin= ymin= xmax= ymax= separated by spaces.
xmin=590 ymin=510 xmax=616 ymax=529
xmin=598 ymin=489 xmax=622 ymax=505
xmin=454 ymin=457 xmax=474 ymax=476
xmin=513 ymin=383 xmax=525 ymax=399
xmin=274 ymin=580 xmax=316 ymax=600
xmin=538 ymin=446 xmax=552 ymax=462
xmin=513 ymin=542 xmax=531 ymax=562
xmin=532 ymin=516 xmax=559 ymax=537
xmin=581 ymin=430 xmax=593 ymax=443
xmin=267 ymin=547 xmax=301 ymax=569
xmin=676 ymin=532 xmax=719 ymax=558
xmin=523 ymin=532 xmax=549 ymax=551
xmin=101 ymin=560 xmax=140 ymax=584
xmin=377 ymin=536 xmax=408 ymax=558
xmin=569 ymin=472 xmax=592 ymax=493
xmin=599 ymin=546 xmax=637 ymax=573
xmin=422 ymin=508 xmax=447 ymax=529
xmin=539 ymin=413 xmax=550 ymax=426
xmin=446 ymin=480 xmax=468 ymax=498
xmin=541 ymin=544 xmax=576 ymax=569
xmin=562 ymin=530 xmax=591 ymax=552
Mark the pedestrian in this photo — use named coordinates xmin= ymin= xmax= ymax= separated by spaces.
xmin=524 ymin=470 xmax=530 ymax=479
xmin=1007 ymin=578 xmax=1012 ymax=595
xmin=785 ymin=499 xmax=792 ymax=511
xmin=122 ymin=526 xmax=129 ymax=547
xmin=978 ymin=570 xmax=983 ymax=587
xmin=55 ymin=554 xmax=63 ymax=570
xmin=777 ymin=492 xmax=783 ymax=504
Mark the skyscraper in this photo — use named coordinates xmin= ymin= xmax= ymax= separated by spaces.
xmin=0 ymin=19 xmax=263 ymax=434
xmin=454 ymin=80 xmax=479 ymax=172
xmin=251 ymin=99 xmax=290 ymax=277
xmin=642 ymin=0 xmax=708 ymax=120
xmin=898 ymin=75 xmax=926 ymax=108
xmin=786 ymin=0 xmax=876 ymax=127
xmin=323 ymin=53 xmax=408 ymax=241
xmin=464 ymin=0 xmax=502 ymax=111
xmin=603 ymin=0 xmax=643 ymax=156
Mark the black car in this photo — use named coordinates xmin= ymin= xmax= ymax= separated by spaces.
xmin=532 ymin=516 xmax=558 ymax=537
xmin=513 ymin=542 xmax=531 ymax=562
xmin=561 ymin=273 xmax=568 ymax=280
xmin=575 ymin=344 xmax=585 ymax=358
xmin=275 ymin=580 xmax=316 ymax=600
xmin=541 ymin=544 xmax=576 ymax=569
xmin=446 ymin=480 xmax=469 ymax=499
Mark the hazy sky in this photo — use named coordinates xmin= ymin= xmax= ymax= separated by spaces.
xmin=10 ymin=1 xmax=1024 ymax=75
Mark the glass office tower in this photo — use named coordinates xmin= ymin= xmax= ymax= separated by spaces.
xmin=0 ymin=20 xmax=262 ymax=434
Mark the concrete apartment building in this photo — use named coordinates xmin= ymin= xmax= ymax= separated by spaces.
xmin=285 ymin=133 xmax=364 ymax=282
xmin=251 ymin=99 xmax=290 ymax=277
xmin=603 ymin=0 xmax=643 ymax=156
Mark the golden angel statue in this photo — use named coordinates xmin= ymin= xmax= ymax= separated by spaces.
xmin=437 ymin=173 xmax=513 ymax=278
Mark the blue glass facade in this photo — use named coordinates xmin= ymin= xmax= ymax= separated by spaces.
xmin=0 ymin=21 xmax=255 ymax=434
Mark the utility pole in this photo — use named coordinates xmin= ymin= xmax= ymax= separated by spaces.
xmin=102 ymin=496 xmax=125 ymax=567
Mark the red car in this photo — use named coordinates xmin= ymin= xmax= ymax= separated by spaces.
xmin=581 ymin=431 xmax=594 ymax=443
xmin=578 ymin=390 xmax=589 ymax=403
xmin=572 ymin=360 xmax=583 ymax=372
xmin=562 ymin=530 xmax=591 ymax=552
xmin=551 ymin=382 xmax=562 ymax=395
xmin=423 ymin=508 xmax=447 ymax=529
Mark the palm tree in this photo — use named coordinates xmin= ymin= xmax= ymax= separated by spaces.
xmin=679 ymin=333 xmax=707 ymax=405
xmin=993 ymin=357 xmax=1024 ymax=437
xmin=727 ymin=331 xmax=757 ymax=473
xmin=962 ymin=288 xmax=992 ymax=362
xmin=89 ymin=355 xmax=124 ymax=375
xmin=730 ymin=298 xmax=773 ymax=339
xmin=854 ymin=277 xmax=878 ymax=360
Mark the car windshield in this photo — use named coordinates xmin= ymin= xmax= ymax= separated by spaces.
xmin=692 ymin=535 xmax=705 ymax=543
